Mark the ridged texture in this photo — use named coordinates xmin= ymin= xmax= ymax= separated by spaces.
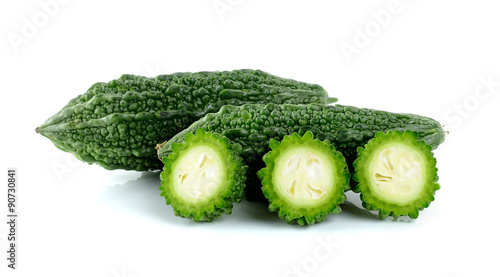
xmin=36 ymin=69 xmax=333 ymax=171
xmin=257 ymin=132 xmax=350 ymax=225
xmin=158 ymin=103 xmax=446 ymax=201
xmin=352 ymin=130 xmax=440 ymax=219
xmin=159 ymin=128 xmax=247 ymax=222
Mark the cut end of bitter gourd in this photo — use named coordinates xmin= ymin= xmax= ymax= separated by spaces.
xmin=352 ymin=130 xmax=440 ymax=220
xmin=257 ymin=131 xmax=350 ymax=225
xmin=159 ymin=128 xmax=247 ymax=222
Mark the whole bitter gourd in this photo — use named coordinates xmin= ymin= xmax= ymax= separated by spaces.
xmin=157 ymin=103 xmax=446 ymax=201
xmin=352 ymin=130 xmax=440 ymax=219
xmin=257 ymin=132 xmax=350 ymax=225
xmin=36 ymin=69 xmax=334 ymax=171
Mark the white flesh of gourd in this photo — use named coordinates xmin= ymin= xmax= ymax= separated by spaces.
xmin=274 ymin=148 xmax=334 ymax=207
xmin=173 ymin=146 xmax=223 ymax=203
xmin=369 ymin=144 xmax=425 ymax=205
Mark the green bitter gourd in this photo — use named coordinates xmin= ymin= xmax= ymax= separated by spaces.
xmin=157 ymin=103 xmax=446 ymax=201
xmin=352 ymin=130 xmax=440 ymax=219
xmin=36 ymin=69 xmax=334 ymax=171
xmin=257 ymin=131 xmax=350 ymax=225
xmin=159 ymin=128 xmax=247 ymax=222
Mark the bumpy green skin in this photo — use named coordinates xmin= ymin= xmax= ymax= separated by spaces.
xmin=159 ymin=128 xmax=247 ymax=222
xmin=158 ymin=103 xmax=446 ymax=201
xmin=36 ymin=69 xmax=333 ymax=171
xmin=352 ymin=130 xmax=440 ymax=219
xmin=257 ymin=132 xmax=350 ymax=225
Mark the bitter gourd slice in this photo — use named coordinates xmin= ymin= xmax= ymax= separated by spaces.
xmin=352 ymin=130 xmax=440 ymax=219
xmin=257 ymin=132 xmax=350 ymax=225
xmin=157 ymin=103 xmax=446 ymax=201
xmin=159 ymin=128 xmax=247 ymax=222
xmin=36 ymin=69 xmax=334 ymax=171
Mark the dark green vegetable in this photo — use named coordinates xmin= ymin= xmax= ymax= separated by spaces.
xmin=160 ymin=128 xmax=247 ymax=222
xmin=157 ymin=103 xmax=446 ymax=201
xmin=257 ymin=131 xmax=350 ymax=225
xmin=352 ymin=130 xmax=440 ymax=219
xmin=35 ymin=69 xmax=334 ymax=171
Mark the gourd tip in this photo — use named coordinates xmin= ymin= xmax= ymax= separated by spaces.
xmin=327 ymin=97 xmax=338 ymax=104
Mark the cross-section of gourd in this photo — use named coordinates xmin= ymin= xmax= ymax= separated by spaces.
xmin=257 ymin=131 xmax=350 ymax=225
xmin=159 ymin=128 xmax=247 ymax=222
xmin=352 ymin=130 xmax=440 ymax=219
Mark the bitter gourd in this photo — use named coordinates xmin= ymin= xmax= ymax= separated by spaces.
xmin=36 ymin=69 xmax=334 ymax=171
xmin=257 ymin=132 xmax=350 ymax=225
xmin=159 ymin=128 xmax=247 ymax=222
xmin=352 ymin=130 xmax=439 ymax=219
xmin=157 ymin=103 xmax=445 ymax=201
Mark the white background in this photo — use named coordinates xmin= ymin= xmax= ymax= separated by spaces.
xmin=1 ymin=1 xmax=500 ymax=276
